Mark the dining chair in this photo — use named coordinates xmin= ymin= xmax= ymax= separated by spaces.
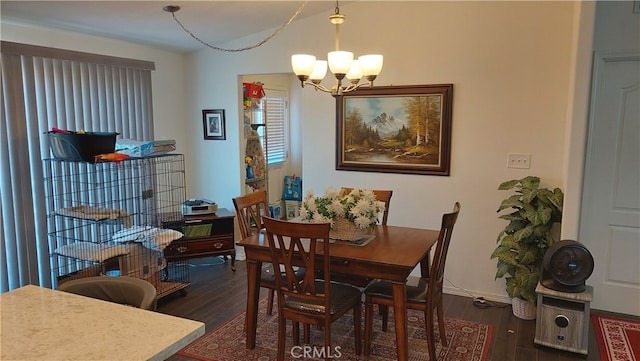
xmin=363 ymin=202 xmax=461 ymax=361
xmin=57 ymin=276 xmax=158 ymax=310
xmin=328 ymin=187 xmax=393 ymax=288
xmin=340 ymin=187 xmax=393 ymax=226
xmin=232 ymin=191 xmax=306 ymax=316
xmin=262 ymin=216 xmax=363 ymax=361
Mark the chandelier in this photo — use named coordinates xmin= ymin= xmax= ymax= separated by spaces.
xmin=291 ymin=1 xmax=383 ymax=96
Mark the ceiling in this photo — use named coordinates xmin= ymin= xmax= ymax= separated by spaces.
xmin=1 ymin=1 xmax=341 ymax=53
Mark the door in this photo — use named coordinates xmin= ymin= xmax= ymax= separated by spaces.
xmin=579 ymin=52 xmax=640 ymax=315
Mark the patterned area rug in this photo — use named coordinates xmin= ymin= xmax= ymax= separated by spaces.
xmin=592 ymin=313 xmax=640 ymax=361
xmin=178 ymin=298 xmax=493 ymax=361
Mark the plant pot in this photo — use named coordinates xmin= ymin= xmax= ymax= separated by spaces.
xmin=512 ymin=297 xmax=537 ymax=320
xmin=330 ymin=217 xmax=368 ymax=241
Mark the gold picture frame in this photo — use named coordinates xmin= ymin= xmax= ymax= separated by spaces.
xmin=336 ymin=84 xmax=453 ymax=176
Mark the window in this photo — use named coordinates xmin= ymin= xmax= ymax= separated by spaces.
xmin=260 ymin=93 xmax=288 ymax=164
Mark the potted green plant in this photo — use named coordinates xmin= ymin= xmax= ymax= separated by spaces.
xmin=490 ymin=176 xmax=564 ymax=319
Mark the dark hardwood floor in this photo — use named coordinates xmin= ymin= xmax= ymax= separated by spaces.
xmin=158 ymin=257 xmax=609 ymax=361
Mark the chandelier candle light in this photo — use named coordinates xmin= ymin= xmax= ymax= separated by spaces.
xmin=291 ymin=1 xmax=383 ymax=96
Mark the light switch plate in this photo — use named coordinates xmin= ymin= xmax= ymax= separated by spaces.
xmin=507 ymin=153 xmax=531 ymax=169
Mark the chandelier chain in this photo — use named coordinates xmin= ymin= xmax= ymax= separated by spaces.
xmin=168 ymin=1 xmax=308 ymax=52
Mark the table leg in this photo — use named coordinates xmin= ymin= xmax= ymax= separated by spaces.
xmin=392 ymin=281 xmax=408 ymax=361
xmin=245 ymin=259 xmax=261 ymax=349
xmin=230 ymin=250 xmax=236 ymax=272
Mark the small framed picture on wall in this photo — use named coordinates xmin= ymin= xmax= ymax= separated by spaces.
xmin=203 ymin=109 xmax=226 ymax=140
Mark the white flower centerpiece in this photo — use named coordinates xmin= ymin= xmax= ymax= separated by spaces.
xmin=300 ymin=187 xmax=385 ymax=241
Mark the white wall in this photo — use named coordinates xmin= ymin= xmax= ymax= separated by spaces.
xmin=561 ymin=2 xmax=596 ymax=239
xmin=184 ymin=1 xmax=580 ymax=302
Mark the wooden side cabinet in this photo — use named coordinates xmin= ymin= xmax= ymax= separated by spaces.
xmin=163 ymin=209 xmax=236 ymax=271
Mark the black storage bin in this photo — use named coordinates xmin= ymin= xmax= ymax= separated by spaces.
xmin=47 ymin=131 xmax=118 ymax=162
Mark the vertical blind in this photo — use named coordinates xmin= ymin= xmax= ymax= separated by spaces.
xmin=262 ymin=95 xmax=287 ymax=164
xmin=0 ymin=41 xmax=155 ymax=292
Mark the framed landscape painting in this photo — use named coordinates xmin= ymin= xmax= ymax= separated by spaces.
xmin=336 ymin=84 xmax=453 ymax=176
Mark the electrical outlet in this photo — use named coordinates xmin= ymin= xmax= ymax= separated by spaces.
xmin=507 ymin=153 xmax=531 ymax=169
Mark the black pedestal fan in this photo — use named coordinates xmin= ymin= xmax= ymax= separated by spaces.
xmin=541 ymin=240 xmax=594 ymax=293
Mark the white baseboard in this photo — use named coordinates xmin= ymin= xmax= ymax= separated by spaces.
xmin=443 ymin=285 xmax=512 ymax=304
xmin=234 ymin=245 xmax=246 ymax=261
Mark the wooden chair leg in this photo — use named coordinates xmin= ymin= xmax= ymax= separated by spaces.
xmin=364 ymin=299 xmax=373 ymax=356
xmin=267 ymin=289 xmax=275 ymax=316
xmin=303 ymin=323 xmax=310 ymax=344
xmin=292 ymin=321 xmax=300 ymax=346
xmin=381 ymin=304 xmax=389 ymax=332
xmin=353 ymin=302 xmax=362 ymax=355
xmin=436 ymin=298 xmax=447 ymax=347
xmin=277 ymin=316 xmax=286 ymax=361
xmin=425 ymin=309 xmax=437 ymax=361
xmin=324 ymin=319 xmax=331 ymax=361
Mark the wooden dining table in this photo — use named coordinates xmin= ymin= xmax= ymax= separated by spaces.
xmin=237 ymin=223 xmax=439 ymax=361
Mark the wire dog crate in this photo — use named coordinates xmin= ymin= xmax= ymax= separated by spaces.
xmin=43 ymin=154 xmax=189 ymax=298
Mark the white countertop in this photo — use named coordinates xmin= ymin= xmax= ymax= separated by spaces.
xmin=0 ymin=285 xmax=205 ymax=361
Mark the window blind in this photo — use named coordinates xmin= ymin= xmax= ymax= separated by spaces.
xmin=0 ymin=41 xmax=154 ymax=292
xmin=262 ymin=95 xmax=287 ymax=164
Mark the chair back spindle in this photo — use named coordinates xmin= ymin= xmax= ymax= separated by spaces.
xmin=263 ymin=217 xmax=331 ymax=312
xmin=427 ymin=202 xmax=461 ymax=302
xmin=233 ymin=190 xmax=269 ymax=239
